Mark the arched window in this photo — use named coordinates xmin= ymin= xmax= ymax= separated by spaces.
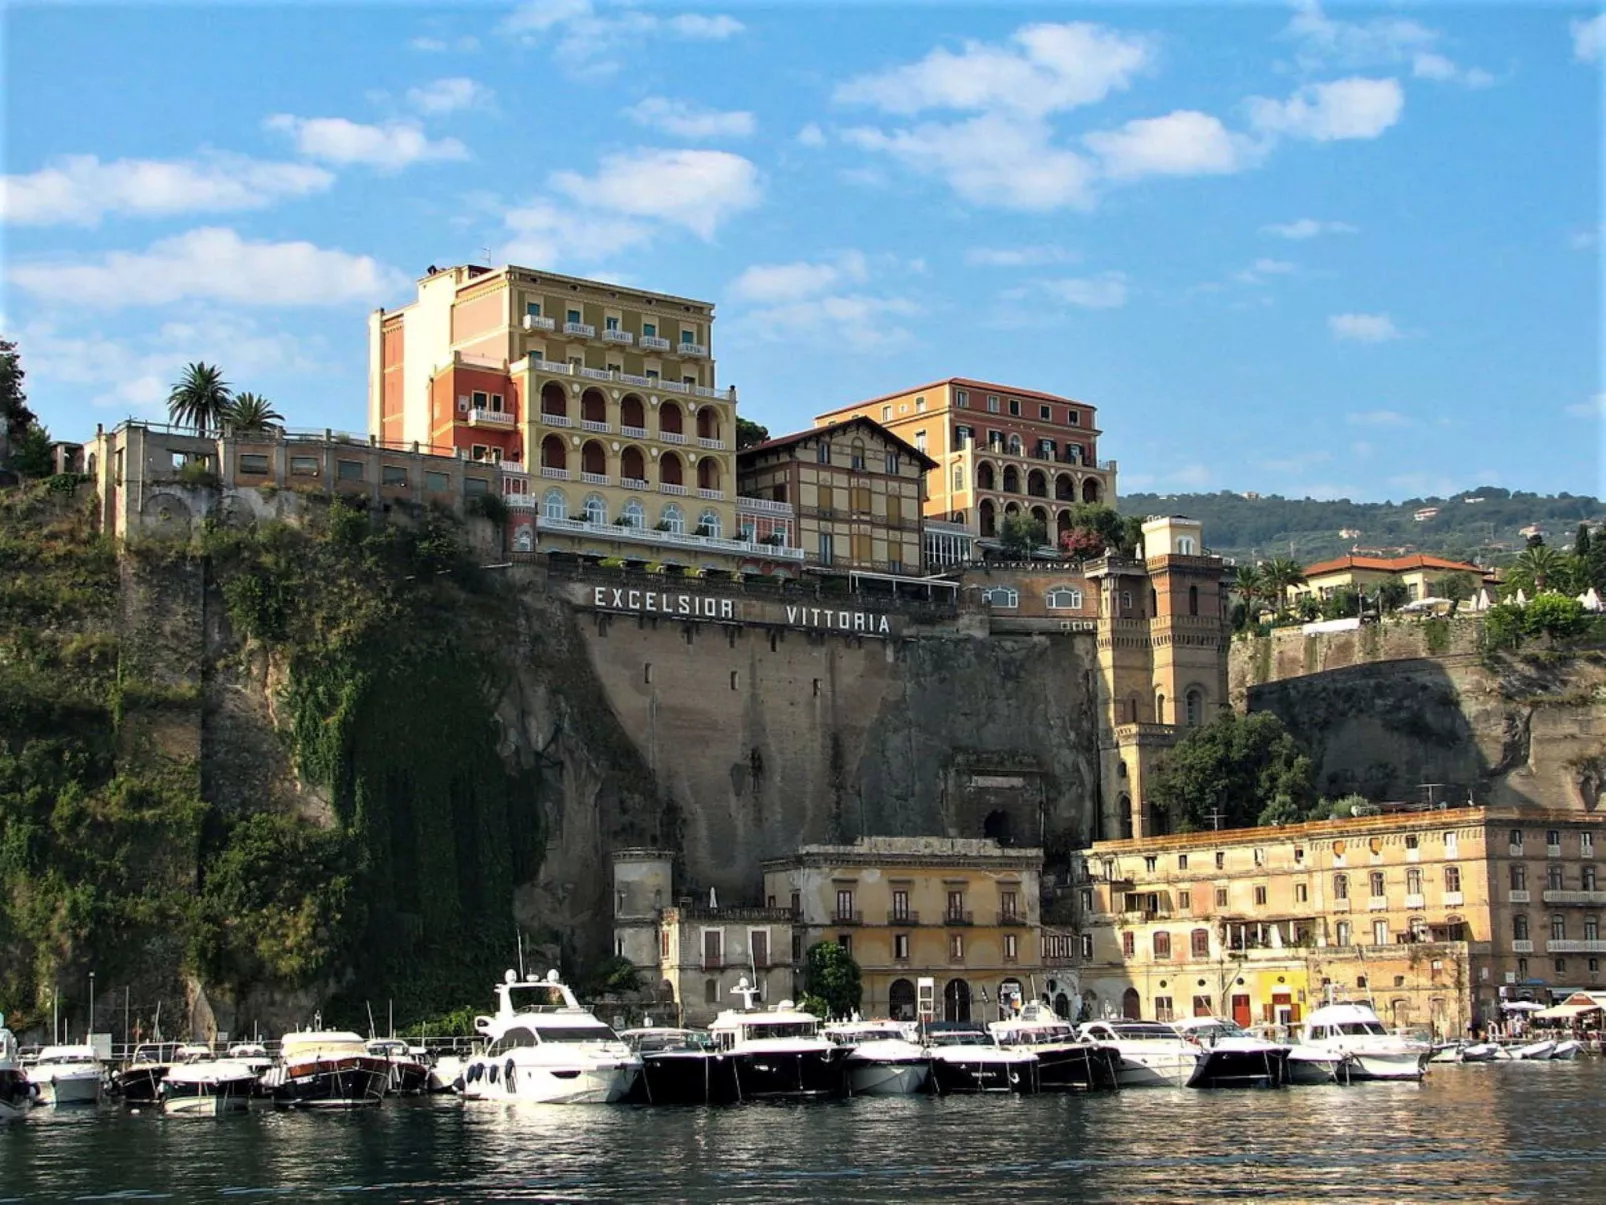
xmin=621 ymin=499 xmax=644 ymax=528
xmin=1055 ymin=473 xmax=1075 ymax=501
xmin=1121 ymin=987 xmax=1141 ymax=1020
xmin=660 ymin=452 xmax=684 ymax=487
xmin=583 ymin=494 xmax=607 ymax=525
xmin=540 ymin=434 xmax=567 ymax=470
xmin=1185 ymin=689 xmax=1204 ymax=727
xmin=1155 ymin=693 xmax=1166 ymax=722
xmin=1551 ymin=915 xmax=1566 ymax=940
xmin=620 ymin=445 xmax=646 ymax=483
xmin=1189 ymin=585 xmax=1199 ymax=616
xmin=1007 ymin=434 xmax=1023 ymax=456
xmin=980 ymin=586 xmax=1019 ymax=609
xmin=979 ymin=498 xmax=997 ymax=537
xmin=977 ymin=462 xmax=996 ymax=491
xmin=620 ymin=393 xmax=646 ymax=431
xmin=696 ymin=508 xmax=721 ymax=538
xmin=1083 ymin=478 xmax=1101 ymax=503
xmin=542 ymin=488 xmax=567 ymax=521
xmin=1178 ymin=536 xmax=1196 ymax=555
xmin=1002 ymin=465 xmax=1020 ymax=493
xmin=888 ymin=978 xmax=917 ymax=1022
xmin=1046 ymin=586 xmax=1083 ymax=609
xmin=850 ymin=439 xmax=866 ymax=470
xmin=952 ymin=464 xmax=963 ymax=493
xmin=660 ymin=504 xmax=685 ymax=534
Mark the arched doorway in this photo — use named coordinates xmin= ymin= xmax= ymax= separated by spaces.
xmin=979 ymin=498 xmax=997 ymax=537
xmin=697 ymin=456 xmax=721 ymax=492
xmin=620 ymin=445 xmax=646 ymax=483
xmin=660 ymin=452 xmax=684 ymax=487
xmin=976 ymin=462 xmax=996 ymax=491
xmin=540 ymin=381 xmax=568 ymax=417
xmin=696 ymin=406 xmax=721 ymax=441
xmin=540 ymin=434 xmax=567 ymax=470
xmin=660 ymin=401 xmax=684 ymax=436
xmin=1002 ymin=465 xmax=1020 ymax=493
xmin=1083 ymin=478 xmax=1102 ymax=503
xmin=581 ymin=440 xmax=606 ymax=477
xmin=581 ymin=388 xmax=607 ymax=425
xmin=998 ymin=977 xmax=1024 ymax=1017
xmin=1055 ymin=473 xmax=1075 ymax=501
xmin=1057 ymin=510 xmax=1072 ymax=542
xmin=1027 ymin=469 xmax=1047 ymax=497
xmin=1122 ymin=987 xmax=1142 ymax=1020
xmin=888 ymin=978 xmax=917 ymax=1022
xmin=943 ymin=978 xmax=972 ymax=1022
xmin=1054 ymin=992 xmax=1071 ymax=1019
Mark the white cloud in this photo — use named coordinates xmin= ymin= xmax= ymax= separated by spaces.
xmin=1411 ymin=51 xmax=1494 ymax=88
xmin=1168 ymin=464 xmax=1213 ymax=488
xmin=666 ymin=13 xmax=742 ymax=39
xmin=411 ymin=34 xmax=480 ymax=52
xmin=406 ymin=77 xmax=494 ymax=114
xmin=0 ymin=153 xmax=332 ymax=226
xmin=1042 ymin=272 xmax=1129 ymax=309
xmin=1084 ymin=109 xmax=1258 ymax=180
xmin=624 ymin=96 xmax=755 ymax=140
xmin=796 ymin=123 xmax=827 ymax=148
xmin=1565 ymin=393 xmax=1606 ymax=418
xmin=264 ymin=115 xmax=467 ymax=170
xmin=1574 ymin=15 xmax=1606 ymax=63
xmin=549 ymin=148 xmax=760 ymax=239
xmin=499 ymin=198 xmax=653 ymax=266
xmin=728 ymin=252 xmax=868 ymax=304
xmin=1234 ymin=258 xmax=1298 ymax=285
xmin=965 ymin=245 xmax=1077 ymax=267
xmin=1351 ymin=440 xmax=1374 ymax=457
xmin=1248 ymin=77 xmax=1404 ymax=142
xmin=1571 ymin=225 xmax=1603 ymax=250
xmin=1345 ymin=408 xmax=1411 ymax=426
xmin=8 ymin=227 xmax=406 ymax=309
xmin=1330 ymin=313 xmax=1402 ymax=343
xmin=1262 ymin=217 xmax=1358 ymax=239
xmin=1284 ymin=4 xmax=1493 ymax=87
xmin=835 ymin=21 xmax=1153 ymax=118
xmin=501 ymin=0 xmax=742 ymax=67
xmin=844 ymin=114 xmax=1096 ymax=211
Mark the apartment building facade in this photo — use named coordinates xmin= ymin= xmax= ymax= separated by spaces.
xmin=814 ymin=378 xmax=1117 ymax=543
xmin=762 ymin=837 xmax=1050 ymax=1024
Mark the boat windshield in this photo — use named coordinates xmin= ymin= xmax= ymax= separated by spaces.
xmin=928 ymin=1030 xmax=991 ymax=1047
xmin=487 ymin=1023 xmax=618 ymax=1053
xmin=1107 ymin=1024 xmax=1181 ymax=1041
xmin=741 ymin=1022 xmax=817 ymax=1040
xmin=1337 ymin=1021 xmax=1388 ymax=1036
xmin=629 ymin=1031 xmax=707 ymax=1054
xmin=997 ymin=1026 xmax=1075 ymax=1045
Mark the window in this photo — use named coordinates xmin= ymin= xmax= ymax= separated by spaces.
xmin=817 ymin=441 xmax=831 ymax=465
xmin=894 ymin=933 xmax=910 ymax=961
xmin=1445 ymin=865 xmax=1461 ymax=893
xmin=542 ymin=489 xmax=567 ymax=522
xmin=583 ymin=494 xmax=607 ymax=525
xmin=914 ymin=431 xmax=927 ymax=454
xmin=1295 ymin=883 xmax=1309 ymax=903
xmin=1370 ymin=871 xmax=1386 ymax=898
xmin=835 ymin=888 xmax=855 ymax=921
xmin=1121 ymin=931 xmax=1135 ymax=957
xmin=1144 ymin=856 xmax=1157 ymax=873
xmin=915 ymin=396 xmax=927 ymax=413
xmin=1406 ymin=868 xmax=1423 ymax=895
xmin=1373 ymin=919 xmax=1390 ymax=946
xmin=680 ymin=329 xmax=697 ymax=346
xmin=881 ymin=405 xmax=892 ymax=422
xmin=1511 ymin=864 xmax=1527 ymax=891
xmin=1154 ymin=997 xmax=1175 ymax=1022
xmin=526 ymin=301 xmax=543 ymax=318
xmin=1333 ymin=873 xmax=1349 ymax=900
xmin=1548 ymin=863 xmax=1563 ymax=890
xmin=850 ymin=440 xmax=867 ymax=470
xmin=1583 ymin=832 xmax=1595 ymax=857
xmin=1153 ymin=932 xmax=1171 ymax=959
xmin=471 ymin=444 xmax=489 ymax=462
xmin=1253 ymin=885 xmax=1268 ymax=907
xmin=381 ymin=465 xmax=408 ymax=487
xmin=838 ymin=934 xmax=853 ymax=956
xmin=1517 ymin=957 xmax=1528 ymax=978
xmin=697 ymin=509 xmax=721 ymax=539
xmin=1405 ymin=834 xmax=1419 ymax=851
xmin=1214 ymin=888 xmax=1228 ymax=908
xmin=1335 ymin=921 xmax=1351 ymax=945
xmin=1586 ymin=918 xmax=1599 ymax=941
xmin=1191 ymin=928 xmax=1209 ymax=958
xmin=947 ymin=890 xmax=966 ymax=922
xmin=1186 ymin=689 xmax=1204 ymax=727
xmin=981 ymin=586 xmax=1019 ymax=609
xmin=1080 ymin=934 xmax=1094 ymax=959
xmin=290 ymin=456 xmax=320 ymax=477
xmin=604 ymin=315 xmax=620 ymax=332
xmin=818 ymin=532 xmax=834 ymax=565
xmin=420 ymin=470 xmax=448 ymax=493
xmin=660 ymin=503 xmax=684 ymax=534
xmin=892 ymin=889 xmax=910 ymax=922
xmin=1513 ymin=914 xmax=1530 ymax=940
xmin=1555 ymin=958 xmax=1568 ymax=974
xmin=1510 ymin=828 xmax=1524 ymax=850
xmin=1548 ymin=829 xmax=1561 ymax=850
xmin=1178 ymin=890 xmax=1191 ymax=909
xmin=1004 ymin=933 xmax=1018 ymax=962
xmin=336 ymin=459 xmax=364 ymax=481
xmin=1001 ymin=890 xmax=1019 ymax=920
xmin=986 ymin=394 xmax=1000 ymax=413
xmin=642 ymin=321 xmax=656 ymax=338
xmin=239 ymin=453 xmax=270 ymax=475
xmin=949 ymin=933 xmax=964 ymax=960
xmin=1584 ymin=865 xmax=1597 ymax=891
xmin=1445 ymin=831 xmax=1459 ymax=857
xmin=1046 ymin=586 xmax=1084 ymax=609
xmin=621 ymin=499 xmax=644 ymax=528
xmin=885 ymin=451 xmax=900 ymax=475
xmin=1039 ymin=404 xmax=1052 ymax=421
xmin=1215 ymin=852 xmax=1225 ymax=870
xmin=790 ymin=890 xmax=801 ymax=915
xmin=1253 ymin=848 xmax=1265 ymax=867
xmin=703 ymin=929 xmax=723 ymax=969
xmin=1008 ymin=398 xmax=1021 ymax=416
xmin=1552 ymin=915 xmax=1566 ymax=940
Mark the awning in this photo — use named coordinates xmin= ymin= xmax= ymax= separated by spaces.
xmin=1533 ymin=1003 xmax=1602 ymax=1020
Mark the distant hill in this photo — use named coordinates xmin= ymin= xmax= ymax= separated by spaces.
xmin=1117 ymin=487 xmax=1606 ymax=566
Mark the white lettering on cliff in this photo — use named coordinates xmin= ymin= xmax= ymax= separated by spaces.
xmin=590 ymin=587 xmax=889 ymax=635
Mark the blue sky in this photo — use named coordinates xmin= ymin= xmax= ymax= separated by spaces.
xmin=3 ymin=1 xmax=1601 ymax=502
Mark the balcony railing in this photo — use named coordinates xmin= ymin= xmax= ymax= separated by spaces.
xmin=697 ymin=487 xmax=725 ymax=500
xmin=621 ymin=425 xmax=648 ymax=439
xmin=504 ymin=494 xmax=537 ymax=510
xmin=1544 ymin=889 xmax=1606 ymax=906
xmin=540 ymin=466 xmax=571 ymax=480
xmin=1443 ymin=891 xmax=1465 ymax=906
xmin=602 ymin=329 xmax=634 ymax=346
xmin=579 ymin=367 xmax=613 ymax=382
xmin=679 ymin=342 xmax=708 ymax=357
xmin=1510 ymin=890 xmax=1531 ymax=903
xmin=998 ymin=911 xmax=1027 ymax=927
xmin=1404 ymin=893 xmax=1425 ymax=910
xmin=661 ymin=431 xmax=687 ymax=444
xmin=540 ymin=411 xmax=572 ymax=427
xmin=738 ymin=496 xmax=793 ymax=516
xmin=467 ymin=408 xmax=515 ymax=427
xmin=581 ymin=419 xmax=612 ymax=433
xmin=886 ymin=911 xmax=918 ymax=926
xmin=1511 ymin=939 xmax=1534 ymax=953
xmin=564 ymin=321 xmax=596 ymax=338
xmin=621 ymin=477 xmax=649 ymax=491
xmin=581 ymin=472 xmax=611 ymax=486
xmin=944 ymin=910 xmax=974 ymax=926
xmin=534 ymin=514 xmax=805 ymax=560
xmin=660 ymin=482 xmax=689 ymax=496
xmin=1547 ymin=939 xmax=1606 ymax=953
xmin=522 ymin=314 xmax=556 ymax=332
xmin=832 ymin=911 xmax=863 ymax=926
xmin=532 ymin=358 xmax=572 ymax=374
xmin=1368 ymin=897 xmax=1389 ymax=910
xmin=641 ymin=335 xmax=672 ymax=352
xmin=698 ymin=437 xmax=727 ymax=450
xmin=1332 ymin=899 xmax=1351 ymax=912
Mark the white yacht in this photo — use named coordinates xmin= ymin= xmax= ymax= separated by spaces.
xmin=924 ymin=1023 xmax=1039 ymax=1094
xmin=461 ymin=970 xmax=640 ymax=1104
xmin=1296 ymin=1002 xmax=1429 ymax=1081
xmin=29 ymin=1044 xmax=103 ymax=1106
xmin=823 ymin=1020 xmax=931 ymax=1096
xmin=0 ymin=1013 xmax=37 ymax=1120
xmin=159 ymin=1050 xmax=261 ymax=1116
xmin=707 ymin=986 xmax=846 ymax=1100
xmin=991 ymin=1005 xmax=1119 ymax=1091
xmin=1171 ymin=1017 xmax=1290 ymax=1088
xmin=1078 ymin=1020 xmax=1203 ymax=1088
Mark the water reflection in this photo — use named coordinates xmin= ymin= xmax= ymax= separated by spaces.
xmin=1 ymin=1065 xmax=1603 ymax=1202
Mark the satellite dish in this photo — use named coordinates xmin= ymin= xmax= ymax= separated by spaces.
xmin=504 ymin=969 xmax=517 ymax=984
xmin=547 ymin=969 xmax=561 ymax=984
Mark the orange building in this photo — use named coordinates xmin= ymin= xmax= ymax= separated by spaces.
xmin=814 ymin=378 xmax=1117 ymax=544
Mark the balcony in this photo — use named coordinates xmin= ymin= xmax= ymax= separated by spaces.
xmin=698 ymin=437 xmax=727 ymax=450
xmin=539 ymin=412 xmax=572 ymax=428
xmin=1547 ymin=939 xmax=1606 ymax=953
xmin=1332 ymin=899 xmax=1351 ymax=912
xmin=997 ymin=911 xmax=1027 ymax=927
xmin=621 ymin=477 xmax=649 ymax=491
xmin=1544 ymin=889 xmax=1606 ymax=906
xmin=522 ymin=314 xmax=556 ymax=332
xmin=661 ymin=431 xmax=687 ymax=445
xmin=621 ymin=425 xmax=648 ymax=439
xmin=504 ymin=494 xmax=537 ymax=510
xmin=1511 ymin=940 xmax=1534 ymax=953
xmin=564 ymin=321 xmax=596 ymax=338
xmin=1549 ymin=844 xmax=1562 ymax=858
xmin=738 ymin=496 xmax=793 ymax=516
xmin=832 ymin=911 xmax=863 ymax=926
xmin=640 ymin=335 xmax=672 ymax=352
xmin=679 ymin=342 xmax=708 ymax=357
xmin=467 ymin=408 xmax=515 ymax=428
xmin=532 ymin=358 xmax=572 ymax=375
xmin=533 ymin=514 xmax=805 ymax=561
xmin=579 ymin=367 xmax=613 ymax=382
xmin=602 ymin=329 xmax=634 ymax=346
xmin=697 ymin=488 xmax=725 ymax=501
xmin=580 ymin=472 xmax=611 ymax=486
xmin=659 ymin=482 xmax=689 ymax=496
xmin=886 ymin=911 xmax=919 ymax=926
xmin=581 ymin=419 xmax=612 ymax=433
xmin=1510 ymin=890 xmax=1531 ymax=904
xmin=540 ymin=466 xmax=571 ymax=480
xmin=944 ymin=910 xmax=974 ymax=926
xmin=1368 ymin=897 xmax=1389 ymax=911
xmin=1405 ymin=893 xmax=1425 ymax=910
xmin=1443 ymin=891 xmax=1465 ymax=906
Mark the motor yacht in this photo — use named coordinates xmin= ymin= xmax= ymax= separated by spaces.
xmin=366 ymin=1039 xmax=430 ymax=1095
xmin=113 ymin=1042 xmax=182 ymax=1105
xmin=924 ymin=1023 xmax=1038 ymax=1094
xmin=159 ymin=1050 xmax=261 ymax=1116
xmin=620 ymin=1026 xmax=732 ymax=1105
xmin=1295 ymin=1002 xmax=1429 ymax=1081
xmin=461 ymin=969 xmax=640 ymax=1104
xmin=991 ymin=1005 xmax=1119 ymax=1091
xmin=823 ymin=1021 xmax=931 ymax=1096
xmin=29 ymin=1044 xmax=103 ymax=1106
xmin=263 ymin=1029 xmax=389 ymax=1108
xmin=1078 ymin=1020 xmax=1203 ymax=1088
xmin=706 ymin=981 xmax=845 ymax=1100
xmin=0 ymin=1013 xmax=38 ymax=1121
xmin=1170 ymin=1017 xmax=1289 ymax=1088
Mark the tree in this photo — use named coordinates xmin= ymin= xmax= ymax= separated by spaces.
xmin=1148 ymin=711 xmax=1317 ymax=832
xmin=225 ymin=391 xmax=283 ymax=435
xmin=167 ymin=362 xmax=232 ymax=433
xmin=735 ymin=417 xmax=769 ymax=449
xmin=0 ymin=337 xmax=35 ymax=440
xmin=1524 ymin=593 xmax=1586 ymax=642
xmin=804 ymin=941 xmax=862 ymax=1020
xmin=1232 ymin=564 xmax=1265 ymax=612
xmin=1319 ymin=587 xmax=1360 ymax=621
xmin=1482 ymin=601 xmax=1525 ymax=651
xmin=1259 ymin=557 xmax=1307 ymax=615
xmin=1506 ymin=546 xmax=1570 ymax=597
xmin=1434 ymin=573 xmax=1477 ymax=608
xmin=1376 ymin=580 xmax=1409 ymax=613
xmin=998 ymin=512 xmax=1046 ymax=556
xmin=8 ymin=422 xmax=52 ymax=477
xmin=1576 ymin=524 xmax=1592 ymax=560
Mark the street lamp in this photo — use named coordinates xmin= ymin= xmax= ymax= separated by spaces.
xmin=88 ymin=971 xmax=95 ymax=1044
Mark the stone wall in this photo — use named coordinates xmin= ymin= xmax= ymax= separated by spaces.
xmin=1229 ymin=617 xmax=1481 ymax=708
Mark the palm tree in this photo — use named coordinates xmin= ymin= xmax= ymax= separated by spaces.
xmin=167 ymin=362 xmax=231 ymax=433
xmin=1509 ymin=546 xmax=1570 ymax=595
xmin=225 ymin=392 xmax=283 ymax=435
xmin=1232 ymin=564 xmax=1265 ymax=612
xmin=1261 ymin=557 xmax=1307 ymax=614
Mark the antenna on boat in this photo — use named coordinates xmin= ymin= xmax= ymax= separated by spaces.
xmin=366 ymin=1001 xmax=377 ymax=1040
xmin=733 ymin=977 xmax=758 ymax=1012
xmin=517 ymin=930 xmax=526 ymax=980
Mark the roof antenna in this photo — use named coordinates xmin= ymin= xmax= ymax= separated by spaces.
xmin=480 ymin=245 xmax=492 ymax=266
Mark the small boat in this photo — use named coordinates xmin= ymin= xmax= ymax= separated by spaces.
xmin=1078 ymin=1020 xmax=1202 ymax=1088
xmin=924 ymin=1022 xmax=1037 ymax=1094
xmin=0 ymin=1013 xmax=38 ymax=1121
xmin=462 ymin=970 xmax=641 ymax=1104
xmin=366 ymin=1039 xmax=430 ymax=1096
xmin=992 ymin=1005 xmax=1119 ymax=1091
xmin=824 ymin=1021 xmax=931 ymax=1096
xmin=1171 ymin=1017 xmax=1289 ymax=1088
xmin=1513 ymin=1039 xmax=1556 ymax=1060
xmin=1460 ymin=1043 xmax=1500 ymax=1063
xmin=1550 ymin=1040 xmax=1581 ymax=1061
xmin=1428 ymin=1043 xmax=1463 ymax=1064
xmin=620 ymin=1027 xmax=733 ymax=1105
xmin=1295 ymin=1002 xmax=1429 ymax=1081
xmin=113 ymin=1042 xmax=183 ymax=1105
xmin=1286 ymin=1047 xmax=1349 ymax=1084
xmin=707 ymin=984 xmax=846 ymax=1100
xmin=159 ymin=1051 xmax=260 ymax=1116
xmin=29 ymin=1045 xmax=104 ymax=1106
xmin=264 ymin=1030 xmax=389 ymax=1109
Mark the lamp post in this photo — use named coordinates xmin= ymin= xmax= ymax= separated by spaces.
xmin=88 ymin=971 xmax=95 ymax=1044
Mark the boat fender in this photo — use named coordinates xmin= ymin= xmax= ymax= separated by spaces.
xmin=488 ymin=1064 xmax=499 ymax=1083
xmin=505 ymin=1058 xmax=516 ymax=1089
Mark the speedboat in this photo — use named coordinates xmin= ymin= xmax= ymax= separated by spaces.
xmin=113 ymin=1042 xmax=183 ymax=1105
xmin=366 ymin=1039 xmax=430 ymax=1095
xmin=1171 ymin=1017 xmax=1289 ymax=1088
xmin=1513 ymin=1039 xmax=1556 ymax=1060
xmin=29 ymin=1045 xmax=103 ymax=1106
xmin=992 ymin=1005 xmax=1119 ymax=1090
xmin=159 ymin=1051 xmax=260 ymax=1116
xmin=0 ymin=1013 xmax=38 ymax=1121
xmin=1286 ymin=1047 xmax=1349 ymax=1084
xmin=1460 ymin=1042 xmax=1499 ymax=1062
xmin=462 ymin=969 xmax=641 ymax=1104
xmin=707 ymin=984 xmax=846 ymax=1100
xmin=823 ymin=1021 xmax=931 ymax=1096
xmin=620 ymin=1026 xmax=732 ymax=1105
xmin=924 ymin=1023 xmax=1038 ymax=1094
xmin=1551 ymin=1039 xmax=1581 ymax=1061
xmin=1296 ymin=1002 xmax=1429 ymax=1081
xmin=1078 ymin=1020 xmax=1202 ymax=1088
xmin=264 ymin=1030 xmax=389 ymax=1108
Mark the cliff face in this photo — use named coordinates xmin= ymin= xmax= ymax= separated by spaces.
xmin=1232 ymin=623 xmax=1606 ymax=810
